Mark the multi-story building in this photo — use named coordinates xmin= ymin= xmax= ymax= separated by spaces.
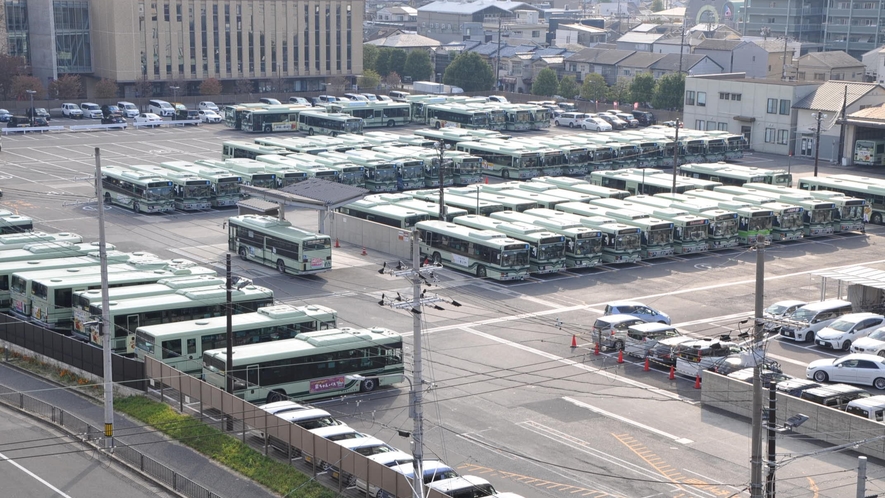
xmin=4 ymin=0 xmax=364 ymax=98
xmin=417 ymin=0 xmax=535 ymax=45
xmin=822 ymin=1 xmax=885 ymax=58
xmin=739 ymin=0 xmax=825 ymax=44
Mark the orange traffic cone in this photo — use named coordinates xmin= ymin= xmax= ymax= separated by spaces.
xmin=334 ymin=238 xmax=340 ymax=248
xmin=361 ymin=247 xmax=367 ymax=256
xmin=570 ymin=335 xmax=577 ymax=348
xmin=617 ymin=350 xmax=624 ymax=364
xmin=644 ymin=357 xmax=650 ymax=371
xmin=694 ymin=374 xmax=702 ymax=389
xmin=593 ymin=343 xmax=600 ymax=355
xmin=484 ymin=176 xmax=489 ymax=184
xmin=668 ymin=366 xmax=675 ymax=380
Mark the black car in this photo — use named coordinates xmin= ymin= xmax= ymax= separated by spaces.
xmin=631 ymin=110 xmax=656 ymax=126
xmin=174 ymin=109 xmax=201 ymax=124
xmin=25 ymin=107 xmax=51 ymax=121
xmin=7 ymin=115 xmax=35 ymax=127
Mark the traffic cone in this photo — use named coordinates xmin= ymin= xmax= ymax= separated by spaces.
xmin=484 ymin=176 xmax=489 ymax=184
xmin=570 ymin=335 xmax=577 ymax=348
xmin=668 ymin=366 xmax=675 ymax=380
xmin=617 ymin=350 xmax=624 ymax=364
xmin=694 ymin=374 xmax=702 ymax=389
xmin=361 ymin=247 xmax=367 ymax=256
xmin=644 ymin=357 xmax=650 ymax=371
xmin=334 ymin=238 xmax=340 ymax=248
xmin=594 ymin=342 xmax=600 ymax=355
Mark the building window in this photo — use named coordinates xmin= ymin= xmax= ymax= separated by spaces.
xmin=768 ymin=17 xmax=776 ymax=23
xmin=765 ymin=128 xmax=776 ymax=143
xmin=532 ymin=30 xmax=540 ymax=37
xmin=732 ymin=93 xmax=741 ymax=101
xmin=767 ymin=98 xmax=777 ymax=113
xmin=814 ymin=72 xmax=826 ymax=81
xmin=720 ymin=92 xmax=730 ymax=100
xmin=777 ymin=129 xmax=789 ymax=145
xmin=685 ymin=91 xmax=695 ymax=105
xmin=346 ymin=4 xmax=352 ymax=71
xmin=697 ymin=92 xmax=706 ymax=107
xmin=696 ymin=119 xmax=705 ymax=130
xmin=707 ymin=120 xmax=716 ymax=130
xmin=718 ymin=122 xmax=728 ymax=131
xmin=779 ymin=99 xmax=791 ymax=115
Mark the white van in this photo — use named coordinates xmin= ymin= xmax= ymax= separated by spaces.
xmin=814 ymin=312 xmax=885 ymax=350
xmin=389 ymin=90 xmax=411 ymax=102
xmin=148 ymin=99 xmax=175 ymax=117
xmin=778 ymin=300 xmax=854 ymax=343
xmin=116 ymin=101 xmax=140 ymax=118
xmin=624 ymin=323 xmax=680 ymax=359
xmin=591 ymin=314 xmax=647 ymax=351
xmin=553 ymin=112 xmax=587 ymax=128
xmin=846 ymin=395 xmax=885 ymax=422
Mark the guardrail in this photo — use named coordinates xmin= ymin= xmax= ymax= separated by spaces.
xmin=2 ymin=125 xmax=66 ymax=134
xmin=1 ymin=120 xmax=201 ymax=134
xmin=132 ymin=119 xmax=201 ymax=128
xmin=69 ymin=123 xmax=129 ymax=131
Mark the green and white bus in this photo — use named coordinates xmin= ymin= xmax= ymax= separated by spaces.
xmin=511 ymin=182 xmax=598 ymax=204
xmin=345 ymin=149 xmax=424 ymax=190
xmin=853 ymin=139 xmax=885 ymax=166
xmin=240 ymin=105 xmax=313 ymax=133
xmin=0 ymin=232 xmax=83 ymax=252
xmin=796 ymin=177 xmax=870 ymax=230
xmin=0 ymin=210 xmax=34 ymax=234
xmin=228 ymin=215 xmax=332 ymax=275
xmin=365 ymin=193 xmax=469 ymax=222
xmin=87 ymin=283 xmax=275 ymax=354
xmin=422 ymin=104 xmax=489 ymax=130
xmin=608 ymin=196 xmax=710 ymax=254
xmin=560 ymin=201 xmax=675 ymax=259
xmin=526 ymin=208 xmax=642 ymax=264
xmin=447 ymin=187 xmax=539 ymax=212
xmin=338 ymin=200 xmax=430 ymax=229
xmin=0 ymin=241 xmax=108 ymax=265
xmin=25 ymin=265 xmax=215 ymax=332
xmin=412 ymin=127 xmax=512 ymax=146
xmin=481 ymin=185 xmax=571 ymax=210
xmin=673 ymin=191 xmax=779 ymax=243
xmin=453 ymin=215 xmax=566 ymax=274
xmin=490 ymin=210 xmax=603 ymax=269
xmin=71 ymin=275 xmax=228 ymax=337
xmin=135 ymin=304 xmax=338 ymax=375
xmin=326 ymin=101 xmax=411 ymax=128
xmin=715 ymin=185 xmax=835 ymax=237
xmin=202 ymin=326 xmax=404 ymax=402
xmin=680 ymin=162 xmax=793 ymax=187
xmin=223 ymin=103 xmax=269 ymax=130
xmin=126 ymin=164 xmax=212 ymax=211
xmin=222 ymin=141 xmax=290 ymax=160
xmin=256 ymin=154 xmax=339 ymax=183
xmin=635 ymin=194 xmax=741 ymax=250
xmin=531 ymin=176 xmax=630 ymax=200
xmin=416 ymin=220 xmax=530 ymax=280
xmin=305 ymin=152 xmax=365 ymax=187
xmin=297 ymin=111 xmax=364 ymax=136
xmin=409 ymin=190 xmax=508 ymax=216
xmin=454 ymin=141 xmax=542 ymax=179
xmin=369 ymin=146 xmax=441 ymax=189
xmin=195 ymin=159 xmax=278 ymax=188
xmin=160 ymin=161 xmax=244 ymax=207
xmin=100 ymin=165 xmax=175 ymax=213
xmin=334 ymin=151 xmax=397 ymax=192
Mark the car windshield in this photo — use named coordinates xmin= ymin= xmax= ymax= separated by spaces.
xmin=84 ymin=104 xmax=99 ymax=110
xmin=827 ymin=320 xmax=856 ymax=332
xmin=867 ymin=329 xmax=885 ymax=341
xmin=789 ymin=308 xmax=818 ymax=323
xmin=765 ymin=303 xmax=791 ymax=315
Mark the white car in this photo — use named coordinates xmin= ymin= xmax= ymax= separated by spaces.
xmin=581 ymin=117 xmax=612 ymax=131
xmin=80 ymin=102 xmax=102 ymax=119
xmin=376 ymin=95 xmax=393 ymax=102
xmin=850 ymin=327 xmax=885 ymax=356
xmin=198 ymin=110 xmax=222 ymax=123
xmin=815 ymin=313 xmax=885 ymax=351
xmin=763 ymin=299 xmax=807 ymax=332
xmin=116 ymin=101 xmax=140 ymax=118
xmin=806 ymin=353 xmax=885 ymax=390
xmin=198 ymin=101 xmax=219 ymax=112
xmin=61 ymin=103 xmax=84 ymax=119
xmin=288 ymin=96 xmax=310 ymax=106
xmin=134 ymin=113 xmax=163 ymax=127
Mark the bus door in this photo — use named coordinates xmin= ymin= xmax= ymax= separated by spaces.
xmin=247 ymin=364 xmax=260 ymax=388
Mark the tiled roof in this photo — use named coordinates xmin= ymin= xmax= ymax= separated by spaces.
xmin=498 ymin=44 xmax=538 ymax=57
xmin=619 ymin=52 xmax=666 ymax=68
xmin=419 ymin=0 xmax=530 ymax=14
xmin=750 ymin=39 xmax=797 ymax=53
xmin=279 ymin=178 xmax=368 ymax=206
xmin=695 ymin=39 xmax=742 ymax=51
xmin=469 ymin=42 xmax=502 ymax=56
xmin=651 ymin=53 xmax=718 ymax=71
xmin=847 ymin=104 xmax=885 ymax=121
xmin=566 ymin=47 xmax=635 ymax=64
xmin=793 ymin=81 xmax=884 ymax=111
xmin=799 ymin=51 xmax=864 ymax=68
xmin=366 ymin=33 xmax=441 ymax=48
xmin=534 ymin=47 xmax=569 ymax=57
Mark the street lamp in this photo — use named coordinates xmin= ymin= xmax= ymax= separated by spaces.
xmin=434 ymin=139 xmax=451 ymax=220
xmin=169 ymin=85 xmax=180 ymax=103
xmin=26 ymin=89 xmax=36 ymax=127
xmin=811 ymin=111 xmax=826 ymax=177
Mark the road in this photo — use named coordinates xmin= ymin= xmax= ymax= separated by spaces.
xmin=2 ymin=123 xmax=885 ymax=497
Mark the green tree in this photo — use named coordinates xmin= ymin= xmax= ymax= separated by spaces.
xmin=48 ymin=74 xmax=82 ymax=100
xmin=557 ymin=75 xmax=579 ymax=99
xmin=403 ymin=51 xmax=433 ymax=82
xmin=363 ymin=44 xmax=380 ymax=73
xmin=652 ymin=72 xmax=685 ymax=110
xmin=385 ymin=71 xmax=402 ymax=88
xmin=651 ymin=0 xmax=664 ymax=11
xmin=0 ymin=54 xmax=27 ymax=100
xmin=11 ymin=75 xmax=45 ymax=100
xmin=532 ymin=68 xmax=560 ymax=96
xmin=234 ymin=79 xmax=253 ymax=95
xmin=580 ymin=73 xmax=607 ymax=103
xmin=606 ymin=77 xmax=632 ymax=106
xmin=442 ymin=52 xmax=494 ymax=92
xmin=629 ymin=73 xmax=656 ymax=107
xmin=358 ymin=69 xmax=381 ymax=90
xmin=375 ymin=49 xmax=391 ymax=76
xmin=387 ymin=49 xmax=407 ymax=79
xmin=94 ymin=78 xmax=119 ymax=99
xmin=199 ymin=77 xmax=223 ymax=95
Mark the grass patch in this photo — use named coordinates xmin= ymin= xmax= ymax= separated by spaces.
xmin=115 ymin=396 xmax=337 ymax=498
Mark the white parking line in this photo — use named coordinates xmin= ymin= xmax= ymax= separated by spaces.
xmin=563 ymin=396 xmax=694 ymax=444
xmin=0 ymin=450 xmax=73 ymax=498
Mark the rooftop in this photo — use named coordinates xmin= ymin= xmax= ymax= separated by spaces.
xmin=793 ymin=81 xmax=884 ymax=111
xmin=419 ymin=0 xmax=534 ymax=15
xmin=365 ymin=33 xmax=441 ymax=48
xmin=798 ymin=51 xmax=864 ymax=68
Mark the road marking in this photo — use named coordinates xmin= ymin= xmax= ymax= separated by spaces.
xmin=455 ymin=463 xmax=618 ymax=497
xmin=565 ymin=398 xmax=693 ymax=444
xmin=0 ymin=450 xmax=74 ymax=498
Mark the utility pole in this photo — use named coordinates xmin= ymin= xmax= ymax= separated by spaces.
xmin=750 ymin=234 xmax=766 ymax=498
xmin=813 ymin=111 xmax=825 ymax=177
xmin=436 ymin=140 xmax=447 ymax=221
xmin=496 ymin=16 xmax=503 ymax=91
xmin=671 ymin=119 xmax=680 ymax=192
xmin=765 ymin=380 xmax=777 ymax=497
xmin=857 ymin=456 xmax=867 ymax=498
xmin=781 ymin=0 xmax=792 ymax=80
xmin=94 ymin=147 xmax=115 ymax=451
xmin=226 ymin=254 xmax=233 ymax=394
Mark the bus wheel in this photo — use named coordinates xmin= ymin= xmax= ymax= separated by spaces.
xmin=330 ymin=132 xmax=337 ymax=137
xmin=276 ymin=259 xmax=286 ymax=274
xmin=873 ymin=213 xmax=883 ymax=225
xmin=432 ymin=252 xmax=442 ymax=264
xmin=266 ymin=390 xmax=286 ymax=403
xmin=501 ymin=170 xmax=510 ymax=179
xmin=308 ymin=128 xmax=315 ymax=135
xmin=264 ymin=125 xmax=272 ymax=133
xmin=238 ymin=247 xmax=248 ymax=260
xmin=476 ymin=265 xmax=487 ymax=278
xmin=435 ymin=122 xmax=442 ymax=129
xmin=387 ymin=120 xmax=395 ymax=127
xmin=360 ymin=378 xmax=377 ymax=392
xmin=132 ymin=201 xmax=140 ymax=213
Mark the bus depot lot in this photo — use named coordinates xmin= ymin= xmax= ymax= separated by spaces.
xmin=4 ymin=125 xmax=885 ymax=497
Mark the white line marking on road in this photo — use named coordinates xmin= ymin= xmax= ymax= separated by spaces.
xmin=563 ymin=396 xmax=694 ymax=444
xmin=0 ymin=450 xmax=74 ymax=498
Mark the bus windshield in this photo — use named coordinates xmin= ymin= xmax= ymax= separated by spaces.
xmin=615 ymin=233 xmax=641 ymax=250
xmin=810 ymin=209 xmax=834 ymax=224
xmin=780 ymin=212 xmax=803 ymax=229
xmin=184 ymin=183 xmax=211 ymax=198
xmin=749 ymin=216 xmax=773 ymax=231
xmin=146 ymin=184 xmax=174 ymax=200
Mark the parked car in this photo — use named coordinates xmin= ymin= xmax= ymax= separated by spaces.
xmin=580 ymin=116 xmax=612 ymax=131
xmin=850 ymin=326 xmax=885 ymax=356
xmin=61 ymin=103 xmax=84 ymax=119
xmin=288 ymin=97 xmax=310 ymax=106
xmin=100 ymin=105 xmax=127 ymax=127
xmin=359 ymin=93 xmax=378 ymax=101
xmin=80 ymin=102 xmax=103 ymax=119
xmin=597 ymin=113 xmax=627 ymax=130
xmin=117 ymin=101 xmax=140 ymax=118
xmin=259 ymin=97 xmax=282 ymax=105
xmin=198 ymin=110 xmax=222 ymax=123
xmin=845 ymin=395 xmax=885 ymax=421
xmin=806 ymin=353 xmax=885 ymax=390
xmin=662 ymin=120 xmax=683 ymax=128
xmin=553 ymin=112 xmax=587 ymax=128
xmin=727 ymin=367 xmax=792 ymax=385
xmin=174 ymin=108 xmax=201 ymax=124
xmin=376 ymin=95 xmax=393 ymax=102
xmin=775 ymin=378 xmax=821 ymax=397
xmin=0 ymin=109 xmax=11 ymax=122
xmin=603 ymin=301 xmax=671 ymax=324
xmin=779 ymin=299 xmax=854 ymax=342
xmin=488 ymin=95 xmax=509 ymax=103
xmin=26 ymin=107 xmax=51 ymax=121
xmin=148 ymin=99 xmax=175 ymax=117
xmin=650 ymin=335 xmax=697 ymax=366
xmin=615 ymin=112 xmax=639 ymax=127
xmin=815 ymin=313 xmax=885 ymax=351
xmin=592 ymin=314 xmax=648 ymax=351
xmin=343 ymin=93 xmax=369 ymax=102
xmin=198 ymin=101 xmax=220 ymax=112
xmin=134 ymin=113 xmax=163 ymax=127
xmin=623 ymin=322 xmax=681 ymax=359
xmin=800 ymin=383 xmax=872 ymax=409
xmin=7 ymin=115 xmax=35 ymax=127
xmin=763 ymin=299 xmax=807 ymax=333
xmin=631 ymin=110 xmax=656 ymax=126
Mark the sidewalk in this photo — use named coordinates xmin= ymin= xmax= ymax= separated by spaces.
xmin=0 ymin=362 xmax=278 ymax=498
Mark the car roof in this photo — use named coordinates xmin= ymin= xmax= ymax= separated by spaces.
xmin=596 ymin=314 xmax=645 ymax=324
xmin=309 ymin=425 xmax=362 ymax=437
xmin=797 ymin=300 xmax=852 ymax=311
xmin=335 ymin=435 xmax=387 ymax=449
xmin=259 ymin=400 xmax=306 ymax=413
xmin=276 ymin=407 xmax=333 ymax=422
xmin=628 ymin=322 xmax=675 ymax=333
xmin=770 ymin=300 xmax=806 ymax=307
xmin=388 ymin=460 xmax=453 ymax=476
xmin=846 ymin=395 xmax=885 ymax=407
xmin=607 ymin=300 xmax=647 ymax=307
xmin=830 ymin=312 xmax=884 ymax=322
xmin=367 ymin=450 xmax=413 ymax=465
xmin=427 ymin=475 xmax=491 ymax=492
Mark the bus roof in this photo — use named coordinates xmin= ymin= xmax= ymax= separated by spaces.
xmin=91 ymin=284 xmax=274 ymax=312
xmin=135 ymin=304 xmax=337 ymax=338
xmin=229 ymin=215 xmax=331 ymax=241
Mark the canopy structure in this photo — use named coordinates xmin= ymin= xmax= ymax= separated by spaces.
xmin=240 ymin=178 xmax=368 ymax=234
xmin=812 ymin=265 xmax=885 ymax=312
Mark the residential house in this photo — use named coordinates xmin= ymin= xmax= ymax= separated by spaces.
xmin=796 ymin=51 xmax=865 ymax=82
xmin=562 ymin=47 xmax=636 ymax=84
xmin=617 ymin=52 xmax=666 ymax=80
xmin=555 ymin=23 xmax=608 ymax=48
xmin=793 ymin=81 xmax=885 ymax=164
xmin=375 ymin=5 xmax=418 ymax=29
xmin=748 ymin=39 xmax=796 ymax=80
xmin=417 ymin=0 xmax=538 ymax=45
xmin=615 ymin=31 xmax=666 ymax=52
xmin=683 ymin=73 xmax=820 ymax=155
xmin=693 ymin=39 xmax=769 ymax=78
xmin=653 ymin=36 xmax=692 ymax=56
xmin=860 ymin=45 xmax=885 ymax=83
xmin=649 ymin=53 xmax=723 ymax=78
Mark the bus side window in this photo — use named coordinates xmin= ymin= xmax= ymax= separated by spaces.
xmin=162 ymin=339 xmax=182 ymax=359
xmin=186 ymin=338 xmax=196 ymax=355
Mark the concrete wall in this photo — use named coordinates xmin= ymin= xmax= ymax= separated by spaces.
xmin=329 ymin=212 xmax=413 ymax=260
xmin=702 ymin=372 xmax=885 ymax=460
